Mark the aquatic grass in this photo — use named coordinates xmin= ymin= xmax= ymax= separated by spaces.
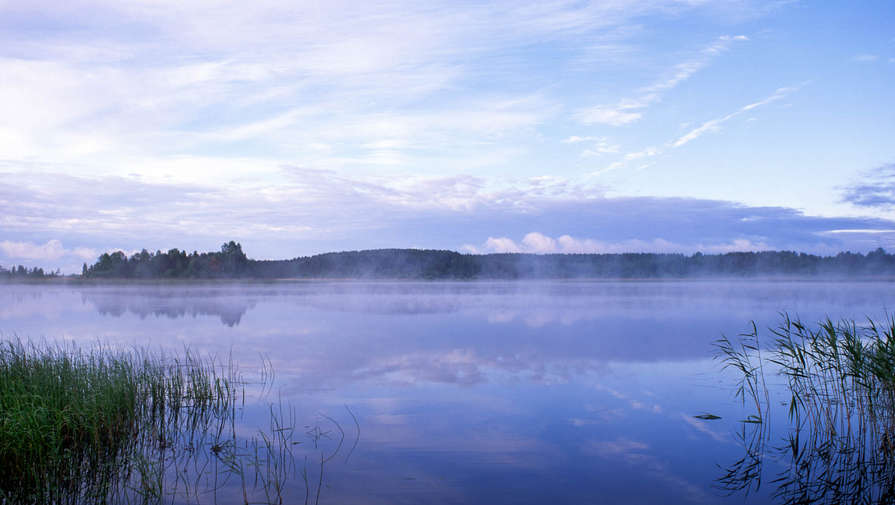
xmin=716 ymin=321 xmax=770 ymax=426
xmin=0 ymin=338 xmax=235 ymax=503
xmin=0 ymin=338 xmax=358 ymax=505
xmin=716 ymin=314 xmax=895 ymax=503
xmin=0 ymin=339 xmax=148 ymax=504
xmin=716 ymin=314 xmax=895 ymax=433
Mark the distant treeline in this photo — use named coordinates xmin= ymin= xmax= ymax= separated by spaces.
xmin=0 ymin=264 xmax=60 ymax=280
xmin=83 ymin=241 xmax=249 ymax=279
xmin=77 ymin=241 xmax=895 ymax=279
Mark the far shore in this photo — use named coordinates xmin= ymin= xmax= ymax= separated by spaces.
xmin=5 ymin=276 xmax=895 ymax=285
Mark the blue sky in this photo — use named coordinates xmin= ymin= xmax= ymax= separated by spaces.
xmin=1 ymin=0 xmax=894 ymax=271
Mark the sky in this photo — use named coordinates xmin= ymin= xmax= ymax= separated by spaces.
xmin=1 ymin=0 xmax=894 ymax=272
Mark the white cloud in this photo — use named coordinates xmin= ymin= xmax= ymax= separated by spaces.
xmin=671 ymin=85 xmax=798 ymax=148
xmin=521 ymin=232 xmax=558 ymax=253
xmin=562 ymin=136 xmax=595 ymax=143
xmin=71 ymin=247 xmax=100 ymax=260
xmin=4 ymin=167 xmax=893 ymax=271
xmin=484 ymin=237 xmax=523 ymax=253
xmin=0 ymin=240 xmax=97 ymax=262
xmin=477 ymin=233 xmax=773 ymax=255
xmin=854 ymin=54 xmax=879 ymax=63
xmin=0 ymin=0 xmax=732 ymax=183
xmin=575 ymin=106 xmax=643 ymax=126
xmin=0 ymin=2 xmax=876 ymax=264
xmin=624 ymin=147 xmax=659 ymax=160
xmin=579 ymin=138 xmax=621 ymax=157
xmin=0 ymin=240 xmax=66 ymax=260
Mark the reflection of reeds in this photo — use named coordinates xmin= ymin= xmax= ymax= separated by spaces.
xmin=0 ymin=339 xmax=357 ymax=505
xmin=716 ymin=315 xmax=895 ymax=503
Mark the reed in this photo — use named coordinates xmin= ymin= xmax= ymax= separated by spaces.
xmin=718 ymin=314 xmax=895 ymax=434
xmin=0 ymin=338 xmax=355 ymax=505
xmin=716 ymin=314 xmax=895 ymax=503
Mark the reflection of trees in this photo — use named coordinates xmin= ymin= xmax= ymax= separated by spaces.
xmin=80 ymin=289 xmax=255 ymax=327
xmin=57 ymin=283 xmax=895 ymax=393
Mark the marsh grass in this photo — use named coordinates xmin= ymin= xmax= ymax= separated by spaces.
xmin=718 ymin=315 xmax=895 ymax=436
xmin=716 ymin=314 xmax=895 ymax=503
xmin=0 ymin=339 xmax=355 ymax=505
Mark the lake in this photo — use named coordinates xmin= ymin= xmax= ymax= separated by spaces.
xmin=2 ymin=280 xmax=893 ymax=504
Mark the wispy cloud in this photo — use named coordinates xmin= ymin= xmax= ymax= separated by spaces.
xmin=623 ymin=147 xmax=660 ymax=161
xmin=0 ymin=0 xmax=731 ymax=180
xmin=593 ymin=85 xmax=799 ymax=174
xmin=575 ymin=104 xmax=644 ymax=126
xmin=671 ymin=85 xmax=797 ymax=147
xmin=0 ymin=0 xmax=882 ymax=266
xmin=854 ymin=54 xmax=880 ymax=63
xmin=570 ymin=137 xmax=621 ymax=157
xmin=640 ymin=35 xmax=749 ymax=95
xmin=575 ymin=35 xmax=748 ymax=126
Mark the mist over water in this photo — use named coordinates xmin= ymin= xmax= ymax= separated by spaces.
xmin=2 ymin=280 xmax=894 ymax=504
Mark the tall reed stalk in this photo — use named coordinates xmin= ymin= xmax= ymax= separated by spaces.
xmin=716 ymin=314 xmax=895 ymax=503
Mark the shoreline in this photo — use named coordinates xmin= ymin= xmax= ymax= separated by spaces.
xmin=4 ymin=276 xmax=895 ymax=285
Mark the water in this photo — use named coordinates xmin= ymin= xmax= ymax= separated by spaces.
xmin=2 ymin=280 xmax=893 ymax=504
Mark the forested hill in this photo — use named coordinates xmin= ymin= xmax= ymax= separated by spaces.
xmin=77 ymin=241 xmax=895 ymax=279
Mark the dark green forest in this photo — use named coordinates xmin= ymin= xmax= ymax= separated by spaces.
xmin=0 ymin=265 xmax=60 ymax=280
xmin=65 ymin=241 xmax=895 ymax=279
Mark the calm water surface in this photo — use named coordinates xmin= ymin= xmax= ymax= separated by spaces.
xmin=2 ymin=280 xmax=893 ymax=504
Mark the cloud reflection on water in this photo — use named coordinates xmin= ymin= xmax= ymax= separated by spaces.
xmin=2 ymin=281 xmax=894 ymax=504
